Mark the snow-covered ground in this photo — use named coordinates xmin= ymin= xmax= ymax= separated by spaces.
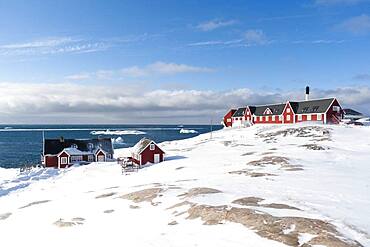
xmin=0 ymin=124 xmax=370 ymax=247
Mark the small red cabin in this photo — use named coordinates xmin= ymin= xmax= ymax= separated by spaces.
xmin=223 ymin=109 xmax=236 ymax=127
xmin=131 ymin=138 xmax=165 ymax=166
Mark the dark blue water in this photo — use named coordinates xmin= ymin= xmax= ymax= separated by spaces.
xmin=0 ymin=124 xmax=222 ymax=169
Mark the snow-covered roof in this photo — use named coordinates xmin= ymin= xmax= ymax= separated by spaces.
xmin=132 ymin=138 xmax=153 ymax=155
xmin=60 ymin=148 xmax=91 ymax=156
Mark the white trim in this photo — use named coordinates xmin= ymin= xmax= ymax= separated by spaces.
xmin=137 ymin=141 xmax=165 ymax=155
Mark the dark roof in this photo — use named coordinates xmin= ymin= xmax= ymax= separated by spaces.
xmin=44 ymin=138 xmax=113 ymax=155
xmin=253 ymin=104 xmax=286 ymax=116
xmin=232 ymin=107 xmax=246 ymax=117
xmin=343 ymin=108 xmax=363 ymax=116
xmin=290 ymin=98 xmax=335 ymax=114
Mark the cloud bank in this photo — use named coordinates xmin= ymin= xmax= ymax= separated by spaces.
xmin=0 ymin=82 xmax=369 ymax=124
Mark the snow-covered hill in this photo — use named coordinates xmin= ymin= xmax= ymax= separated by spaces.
xmin=1 ymin=124 xmax=370 ymax=247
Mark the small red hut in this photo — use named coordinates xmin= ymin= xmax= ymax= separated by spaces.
xmin=131 ymin=138 xmax=165 ymax=166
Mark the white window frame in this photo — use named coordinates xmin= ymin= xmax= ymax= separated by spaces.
xmin=279 ymin=115 xmax=283 ymax=121
xmin=61 ymin=157 xmax=68 ymax=165
xmin=272 ymin=116 xmax=276 ymax=121
xmin=307 ymin=114 xmax=312 ymax=121
xmin=150 ymin=144 xmax=155 ymax=151
xmin=317 ymin=114 xmax=322 ymax=121
xmin=259 ymin=116 xmax=263 ymax=121
xmin=287 ymin=115 xmax=291 ymax=121
xmin=287 ymin=108 xmax=290 ymax=113
xmin=298 ymin=115 xmax=302 ymax=121
xmin=265 ymin=116 xmax=269 ymax=121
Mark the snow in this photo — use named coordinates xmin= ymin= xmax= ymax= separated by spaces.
xmin=90 ymin=129 xmax=146 ymax=135
xmin=0 ymin=124 xmax=370 ymax=246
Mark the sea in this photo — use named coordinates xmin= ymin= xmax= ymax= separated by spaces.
xmin=0 ymin=124 xmax=222 ymax=169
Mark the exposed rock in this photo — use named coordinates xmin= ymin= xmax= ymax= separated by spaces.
xmin=0 ymin=212 xmax=11 ymax=220
xmin=95 ymin=192 xmax=117 ymax=199
xmin=175 ymin=166 xmax=185 ymax=170
xmin=300 ymin=144 xmax=326 ymax=150
xmin=241 ymin=152 xmax=256 ymax=156
xmin=247 ymin=156 xmax=290 ymax=167
xmin=19 ymin=200 xmax=51 ymax=209
xmin=103 ymin=209 xmax=115 ymax=214
xmin=120 ymin=188 xmax=164 ymax=203
xmin=168 ymin=220 xmax=178 ymax=225
xmin=232 ymin=197 xmax=264 ymax=206
xmin=229 ymin=170 xmax=277 ymax=177
xmin=178 ymin=187 xmax=222 ymax=198
xmin=261 ymin=203 xmax=301 ymax=210
xmin=186 ymin=204 xmax=360 ymax=247
xmin=129 ymin=205 xmax=140 ymax=209
xmin=54 ymin=217 xmax=85 ymax=227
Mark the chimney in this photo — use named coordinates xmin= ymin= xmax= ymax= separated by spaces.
xmin=305 ymin=86 xmax=310 ymax=101
xmin=60 ymin=136 xmax=64 ymax=143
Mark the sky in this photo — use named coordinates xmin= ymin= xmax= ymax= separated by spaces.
xmin=0 ymin=0 xmax=370 ymax=124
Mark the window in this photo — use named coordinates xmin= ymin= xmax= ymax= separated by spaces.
xmin=333 ymin=106 xmax=340 ymax=112
xmin=287 ymin=115 xmax=291 ymax=121
xmin=88 ymin=155 xmax=94 ymax=162
xmin=272 ymin=116 xmax=275 ymax=121
xmin=279 ymin=115 xmax=283 ymax=121
xmin=71 ymin=144 xmax=78 ymax=149
xmin=227 ymin=119 xmax=231 ymax=122
xmin=286 ymin=108 xmax=290 ymax=113
xmin=317 ymin=114 xmax=322 ymax=121
xmin=61 ymin=157 xmax=68 ymax=165
xmin=298 ymin=115 xmax=302 ymax=121
xmin=259 ymin=116 xmax=263 ymax=121
xmin=307 ymin=115 xmax=312 ymax=121
xmin=150 ymin=144 xmax=155 ymax=151
xmin=265 ymin=116 xmax=269 ymax=121
xmin=71 ymin=156 xmax=83 ymax=162
xmin=246 ymin=111 xmax=249 ymax=116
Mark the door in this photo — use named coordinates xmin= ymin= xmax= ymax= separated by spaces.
xmin=154 ymin=154 xmax=160 ymax=163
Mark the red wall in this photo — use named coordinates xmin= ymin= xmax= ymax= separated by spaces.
xmin=139 ymin=144 xmax=164 ymax=165
xmin=282 ymin=103 xmax=294 ymax=124
xmin=295 ymin=113 xmax=324 ymax=123
xmin=253 ymin=115 xmax=283 ymax=124
xmin=326 ymin=99 xmax=342 ymax=124
xmin=45 ymin=156 xmax=58 ymax=168
xmin=223 ymin=109 xmax=236 ymax=127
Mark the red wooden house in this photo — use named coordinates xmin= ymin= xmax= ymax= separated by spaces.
xmin=42 ymin=137 xmax=114 ymax=168
xmin=224 ymin=87 xmax=343 ymax=127
xmin=131 ymin=138 xmax=165 ymax=166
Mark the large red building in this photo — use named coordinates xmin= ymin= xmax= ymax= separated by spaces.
xmin=223 ymin=97 xmax=343 ymax=127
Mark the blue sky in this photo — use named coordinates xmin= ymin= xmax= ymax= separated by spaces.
xmin=0 ymin=0 xmax=370 ymax=123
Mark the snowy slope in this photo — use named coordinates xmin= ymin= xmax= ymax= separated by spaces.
xmin=0 ymin=124 xmax=370 ymax=247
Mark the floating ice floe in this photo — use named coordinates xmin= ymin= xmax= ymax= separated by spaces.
xmin=179 ymin=128 xmax=198 ymax=134
xmin=112 ymin=137 xmax=125 ymax=144
xmin=90 ymin=130 xmax=146 ymax=135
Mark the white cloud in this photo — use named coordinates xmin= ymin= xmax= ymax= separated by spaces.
xmin=196 ymin=19 xmax=237 ymax=31
xmin=314 ymin=0 xmax=369 ymax=6
xmin=244 ymin=29 xmax=268 ymax=45
xmin=119 ymin=62 xmax=214 ymax=77
xmin=0 ymin=82 xmax=369 ymax=124
xmin=0 ymin=37 xmax=109 ymax=56
xmin=65 ymin=73 xmax=91 ymax=80
xmin=337 ymin=14 xmax=370 ymax=34
xmin=188 ymin=29 xmax=270 ymax=48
